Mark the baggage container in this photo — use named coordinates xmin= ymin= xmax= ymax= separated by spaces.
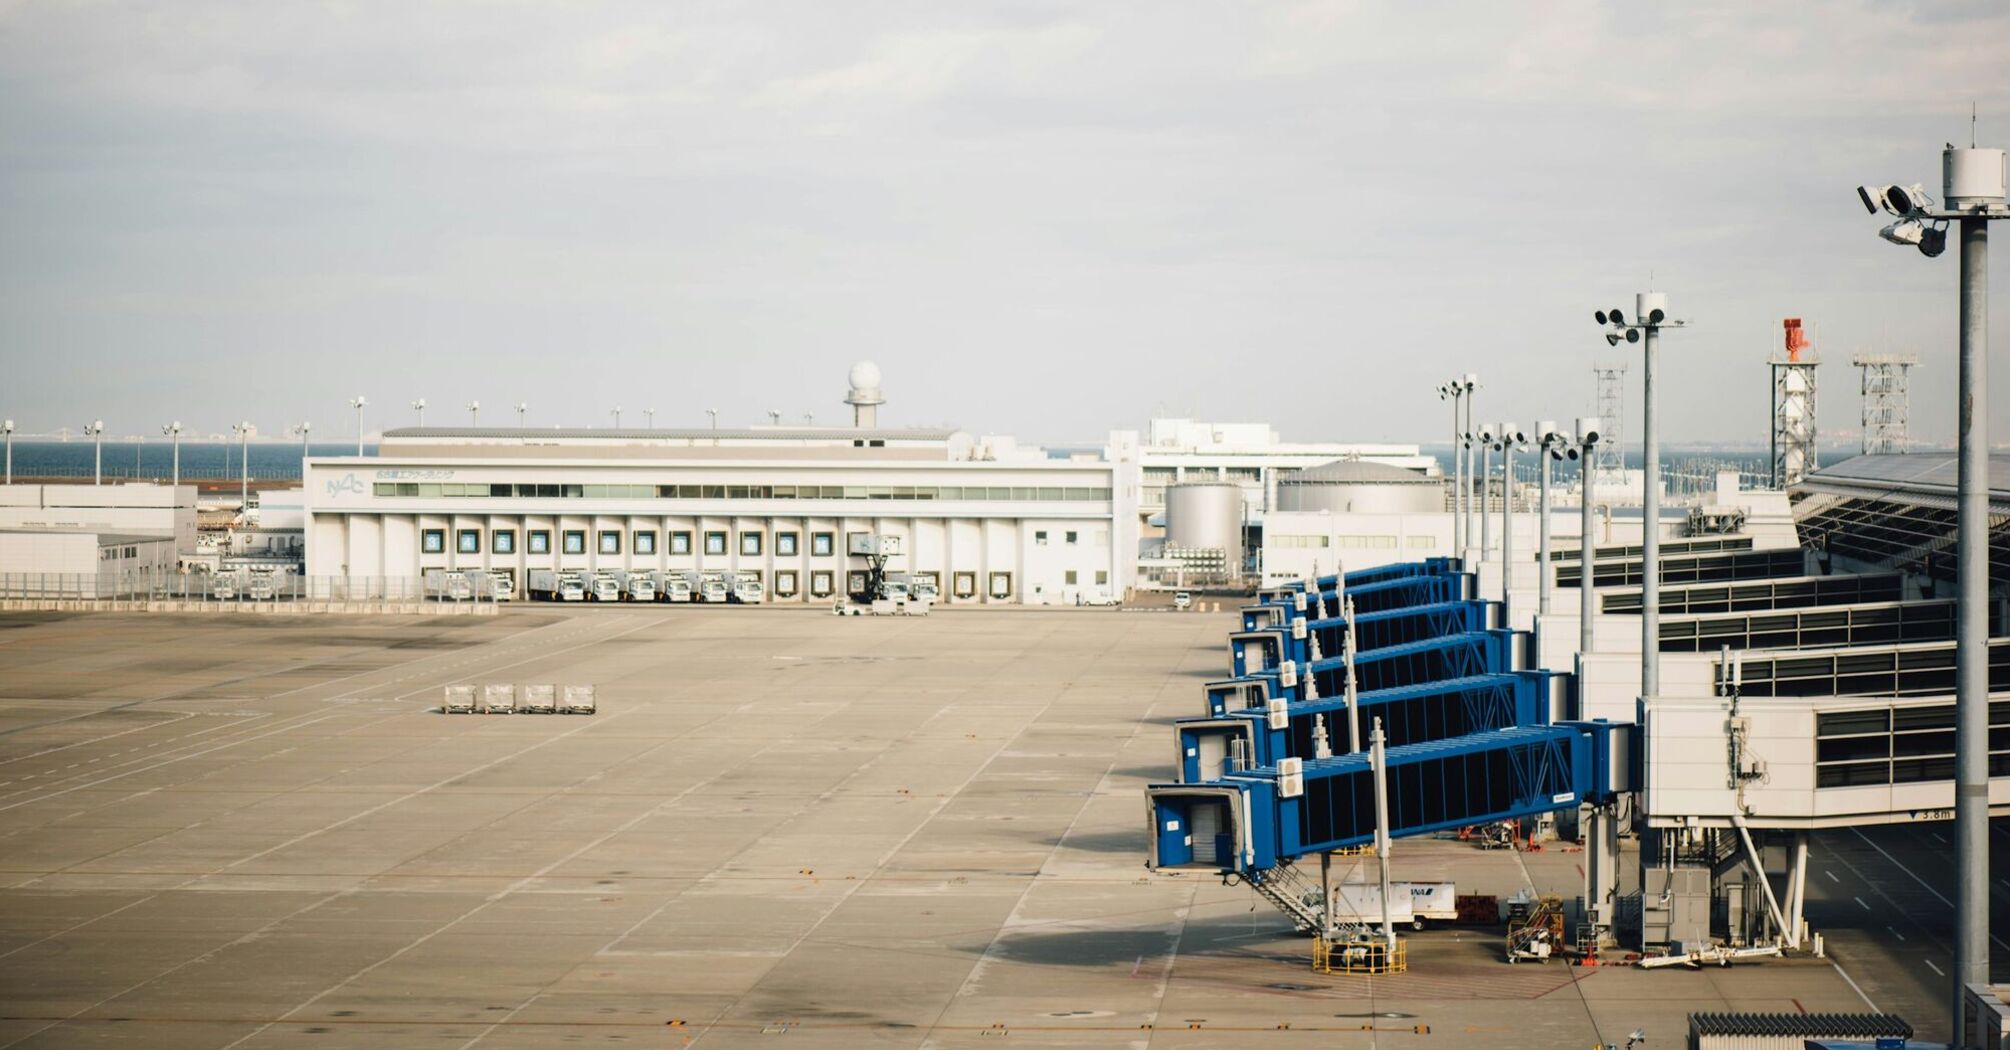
xmin=560 ymin=684 xmax=596 ymax=715
xmin=520 ymin=684 xmax=558 ymax=714
xmin=442 ymin=684 xmax=478 ymax=714
xmin=483 ymin=683 xmax=517 ymax=714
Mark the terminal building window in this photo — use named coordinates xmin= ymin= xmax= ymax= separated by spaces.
xmin=1274 ymin=535 xmax=1331 ymax=549
xmin=635 ymin=531 xmax=657 ymax=555
xmin=740 ymin=532 xmax=762 ymax=556
xmin=599 ymin=531 xmax=621 ymax=555
xmin=1065 ymin=570 xmax=1078 ymax=585
xmin=493 ymin=529 xmax=516 ymax=555
xmin=775 ymin=570 xmax=798 ymax=597
xmin=422 ymin=529 xmax=446 ymax=554
xmin=669 ymin=531 xmax=691 ymax=555
xmin=809 ymin=570 xmax=834 ymax=597
xmin=371 ymin=481 xmax=1114 ymax=502
xmin=776 ymin=532 xmax=799 ymax=556
xmin=1034 ymin=530 xmax=1048 ymax=545
xmin=457 ymin=529 xmax=481 ymax=555
xmin=953 ymin=572 xmax=977 ymax=598
xmin=988 ymin=572 xmax=1013 ymax=598
xmin=528 ymin=530 xmax=551 ymax=555
xmin=811 ymin=532 xmax=834 ymax=557
xmin=1065 ymin=531 xmax=1078 ymax=545
xmin=704 ymin=531 xmax=727 ymax=555
xmin=563 ymin=530 xmax=586 ymax=555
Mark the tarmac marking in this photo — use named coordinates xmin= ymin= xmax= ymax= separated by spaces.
xmin=1888 ymin=926 xmax=1906 ymax=941
xmin=1850 ymin=827 xmax=2010 ymax=953
xmin=1925 ymin=958 xmax=1945 ymax=976
xmin=1855 ymin=896 xmax=1870 ymax=910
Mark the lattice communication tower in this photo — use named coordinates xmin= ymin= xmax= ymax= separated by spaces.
xmin=1852 ymin=353 xmax=1919 ymax=455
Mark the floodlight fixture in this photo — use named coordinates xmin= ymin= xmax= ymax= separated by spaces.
xmin=1577 ymin=416 xmax=1602 ymax=446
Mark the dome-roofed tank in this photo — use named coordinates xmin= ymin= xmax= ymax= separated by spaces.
xmin=1276 ymin=459 xmax=1441 ymax=514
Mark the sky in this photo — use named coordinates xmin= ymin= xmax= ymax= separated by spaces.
xmin=2 ymin=0 xmax=2007 ymax=448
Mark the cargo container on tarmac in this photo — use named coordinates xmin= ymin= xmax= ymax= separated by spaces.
xmin=520 ymin=684 xmax=557 ymax=714
xmin=560 ymin=684 xmax=596 ymax=714
xmin=1327 ymin=882 xmax=1458 ymax=932
xmin=483 ymin=683 xmax=516 ymax=714
xmin=528 ymin=569 xmax=586 ymax=602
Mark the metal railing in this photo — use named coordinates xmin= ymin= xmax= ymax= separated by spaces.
xmin=0 ymin=570 xmax=501 ymax=610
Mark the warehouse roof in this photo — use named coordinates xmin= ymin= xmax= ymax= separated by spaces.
xmin=380 ymin=426 xmax=960 ymax=442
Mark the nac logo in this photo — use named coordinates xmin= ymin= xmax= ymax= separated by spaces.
xmin=325 ymin=473 xmax=365 ymax=498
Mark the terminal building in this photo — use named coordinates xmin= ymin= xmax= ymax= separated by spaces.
xmin=304 ymin=365 xmax=1142 ymax=604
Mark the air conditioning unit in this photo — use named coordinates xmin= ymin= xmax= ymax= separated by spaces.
xmin=1293 ymin=591 xmax=1308 ymax=612
xmin=1279 ymin=661 xmax=1298 ymax=689
xmin=1267 ymin=698 xmax=1289 ymax=730
xmin=1292 ymin=618 xmax=1307 ymax=640
xmin=1278 ymin=757 xmax=1305 ymax=798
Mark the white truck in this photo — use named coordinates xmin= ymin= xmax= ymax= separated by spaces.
xmin=1327 ymin=881 xmax=1458 ymax=932
xmin=587 ymin=572 xmax=622 ymax=602
xmin=650 ymin=570 xmax=694 ymax=603
xmin=728 ymin=572 xmax=765 ymax=604
xmin=611 ymin=569 xmax=656 ymax=602
xmin=474 ymin=570 xmax=514 ymax=601
xmin=425 ymin=569 xmax=475 ymax=602
xmin=210 ymin=574 xmax=237 ymax=600
xmin=911 ymin=576 xmax=940 ymax=604
xmin=245 ymin=571 xmax=277 ymax=601
xmin=528 ymin=569 xmax=587 ymax=602
xmin=699 ymin=572 xmax=729 ymax=604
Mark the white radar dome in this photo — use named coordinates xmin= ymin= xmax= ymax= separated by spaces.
xmin=848 ymin=361 xmax=882 ymax=392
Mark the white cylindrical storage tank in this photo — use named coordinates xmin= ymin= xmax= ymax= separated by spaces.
xmin=1276 ymin=459 xmax=1442 ymax=514
xmin=1165 ymin=481 xmax=1244 ymax=577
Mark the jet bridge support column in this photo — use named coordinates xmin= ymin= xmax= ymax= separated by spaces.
xmin=1583 ymin=804 xmax=1621 ymax=946
xmin=1785 ymin=830 xmax=1809 ymax=948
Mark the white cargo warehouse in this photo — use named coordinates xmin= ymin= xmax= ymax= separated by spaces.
xmin=0 ymin=483 xmax=198 ymax=551
xmin=0 ymin=529 xmax=178 ymax=595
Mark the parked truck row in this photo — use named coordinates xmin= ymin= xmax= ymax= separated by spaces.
xmin=517 ymin=568 xmax=767 ymax=604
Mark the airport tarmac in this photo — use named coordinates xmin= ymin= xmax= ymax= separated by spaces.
xmin=0 ymin=607 xmax=1935 ymax=1047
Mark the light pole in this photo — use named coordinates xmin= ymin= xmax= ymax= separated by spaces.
xmin=290 ymin=421 xmax=311 ymax=472
xmin=645 ymin=408 xmax=655 ymax=429
xmin=1576 ymin=418 xmax=1603 ymax=657
xmin=3 ymin=419 xmax=14 ymax=485
xmin=1857 ymin=142 xmax=2006 ymax=1038
xmin=86 ymin=420 xmax=105 ymax=485
xmin=162 ymin=422 xmax=183 ymax=487
xmin=612 ymin=406 xmax=623 ymax=428
xmin=232 ymin=422 xmax=252 ymax=508
xmin=514 ymin=401 xmax=528 ymax=425
xmin=768 ymin=409 xmax=782 ymax=425
xmin=1476 ymin=422 xmax=1497 ymax=558
xmin=467 ymin=400 xmax=479 ymax=426
xmin=350 ymin=397 xmax=367 ymax=455
xmin=705 ymin=408 xmax=718 ymax=430
xmin=1534 ymin=421 xmax=1573 ymax=616
xmin=1438 ymin=381 xmax=1465 ymax=552
xmin=1493 ymin=423 xmax=1527 ymax=610
xmin=1462 ymin=374 xmax=1478 ymax=552
xmin=1597 ymin=295 xmax=1684 ymax=701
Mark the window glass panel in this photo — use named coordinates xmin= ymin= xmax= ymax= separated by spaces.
xmin=563 ymin=530 xmax=586 ymax=555
xmin=493 ymin=530 xmax=516 ymax=555
xmin=422 ymin=529 xmax=445 ymax=554
xmin=740 ymin=532 xmax=763 ymax=556
xmin=812 ymin=532 xmax=834 ymax=556
xmin=457 ymin=529 xmax=480 ymax=554
xmin=528 ymin=530 xmax=551 ymax=554
xmin=705 ymin=532 xmax=727 ymax=555
xmin=669 ymin=531 xmax=692 ymax=555
xmin=777 ymin=532 xmax=799 ymax=556
xmin=635 ymin=532 xmax=657 ymax=555
xmin=599 ymin=531 xmax=621 ymax=555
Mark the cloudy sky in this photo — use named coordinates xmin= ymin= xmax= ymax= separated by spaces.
xmin=2 ymin=1 xmax=2006 ymax=446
